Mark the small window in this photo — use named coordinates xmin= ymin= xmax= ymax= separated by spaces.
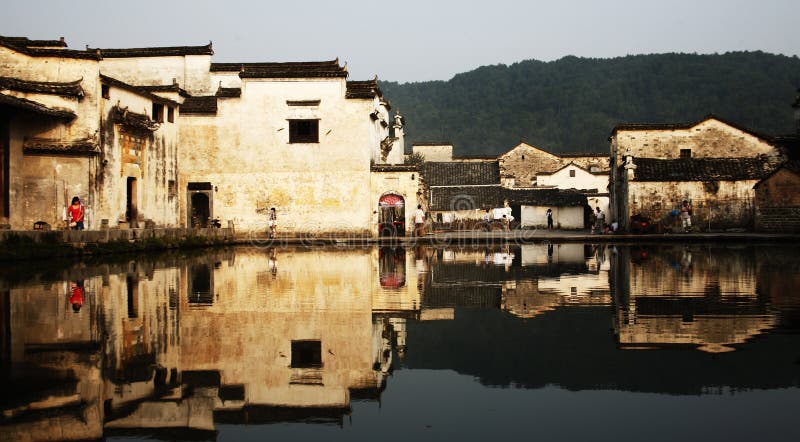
xmin=291 ymin=340 xmax=322 ymax=368
xmin=289 ymin=119 xmax=319 ymax=143
xmin=101 ymin=84 xmax=110 ymax=100
xmin=680 ymin=149 xmax=691 ymax=158
xmin=569 ymin=169 xmax=576 ymax=177
xmin=152 ymin=103 xmax=164 ymax=123
xmin=167 ymin=106 xmax=174 ymax=123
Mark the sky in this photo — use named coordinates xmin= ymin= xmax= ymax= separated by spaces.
xmin=2 ymin=0 xmax=799 ymax=83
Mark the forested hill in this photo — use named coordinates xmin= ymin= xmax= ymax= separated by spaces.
xmin=379 ymin=52 xmax=800 ymax=156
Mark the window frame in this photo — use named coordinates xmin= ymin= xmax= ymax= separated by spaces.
xmin=288 ymin=119 xmax=320 ymax=144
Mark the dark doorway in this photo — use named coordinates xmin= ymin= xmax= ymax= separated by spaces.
xmin=190 ymin=193 xmax=210 ymax=228
xmin=188 ymin=182 xmax=213 ymax=228
xmin=0 ymin=117 xmax=8 ymax=220
xmin=126 ymin=177 xmax=137 ymax=225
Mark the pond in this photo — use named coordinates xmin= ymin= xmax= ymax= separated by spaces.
xmin=1 ymin=243 xmax=799 ymax=441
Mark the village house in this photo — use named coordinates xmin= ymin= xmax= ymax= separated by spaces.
xmin=609 ymin=115 xmax=784 ymax=232
xmin=0 ymin=35 xmax=410 ymax=236
xmin=498 ymin=142 xmax=610 ymax=222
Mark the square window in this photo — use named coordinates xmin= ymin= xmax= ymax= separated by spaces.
xmin=291 ymin=340 xmax=322 ymax=368
xmin=289 ymin=119 xmax=319 ymax=143
xmin=569 ymin=169 xmax=576 ymax=177
xmin=680 ymin=149 xmax=691 ymax=158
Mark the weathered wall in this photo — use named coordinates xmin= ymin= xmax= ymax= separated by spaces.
xmin=611 ymin=119 xmax=779 ymax=165
xmin=178 ymin=79 xmax=374 ymax=235
xmin=627 ymin=180 xmax=758 ymax=230
xmin=99 ymin=55 xmax=212 ymax=95
xmin=499 ymin=142 xmax=562 ymax=187
xmin=520 ymin=205 xmax=584 ymax=229
xmin=412 ymin=144 xmax=452 ymax=162
xmin=754 ymin=168 xmax=800 ymax=232
xmin=537 ymin=164 xmax=608 ymax=193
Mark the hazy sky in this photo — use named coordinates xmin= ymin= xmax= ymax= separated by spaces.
xmin=2 ymin=0 xmax=798 ymax=83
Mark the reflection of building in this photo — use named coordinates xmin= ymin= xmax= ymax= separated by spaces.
xmin=611 ymin=245 xmax=777 ymax=353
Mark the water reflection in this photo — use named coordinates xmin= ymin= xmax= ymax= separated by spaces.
xmin=1 ymin=243 xmax=799 ymax=440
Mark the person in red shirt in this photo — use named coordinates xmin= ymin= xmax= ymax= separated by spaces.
xmin=69 ymin=280 xmax=84 ymax=312
xmin=67 ymin=196 xmax=85 ymax=230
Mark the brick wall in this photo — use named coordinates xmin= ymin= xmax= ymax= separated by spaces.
xmin=755 ymin=207 xmax=800 ymax=232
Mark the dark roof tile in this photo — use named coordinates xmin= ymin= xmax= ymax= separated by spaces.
xmin=346 ymin=79 xmax=381 ymax=99
xmin=429 ymin=186 xmax=587 ymax=211
xmin=181 ymin=96 xmax=218 ymax=115
xmin=0 ymin=93 xmax=75 ymax=120
xmin=423 ymin=161 xmax=500 ymax=186
xmin=90 ymin=43 xmax=213 ymax=58
xmin=137 ymin=84 xmax=191 ymax=98
xmin=0 ymin=76 xmax=84 ymax=98
xmin=216 ymin=87 xmax=241 ymax=98
xmin=99 ymin=74 xmax=179 ymax=106
xmin=217 ymin=60 xmax=347 ymax=79
xmin=0 ymin=36 xmax=100 ymax=60
xmin=109 ymin=105 xmax=160 ymax=132
xmin=610 ymin=114 xmax=773 ymax=141
xmin=633 ymin=157 xmax=774 ymax=182
xmin=23 ymin=137 xmax=99 ymax=156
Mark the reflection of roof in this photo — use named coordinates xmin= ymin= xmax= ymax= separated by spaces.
xmin=0 ymin=76 xmax=84 ymax=98
xmin=632 ymin=157 xmax=774 ymax=182
xmin=214 ymin=405 xmax=347 ymax=425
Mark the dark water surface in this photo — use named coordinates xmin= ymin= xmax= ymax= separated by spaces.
xmin=1 ymin=243 xmax=799 ymax=441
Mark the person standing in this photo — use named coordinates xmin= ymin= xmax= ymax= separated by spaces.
xmin=680 ymin=200 xmax=692 ymax=233
xmin=414 ymin=204 xmax=425 ymax=237
xmin=67 ymin=196 xmax=85 ymax=230
xmin=546 ymin=208 xmax=554 ymax=230
xmin=595 ymin=207 xmax=605 ymax=234
xmin=268 ymin=207 xmax=277 ymax=238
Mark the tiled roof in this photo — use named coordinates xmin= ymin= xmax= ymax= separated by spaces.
xmin=0 ymin=93 xmax=75 ymax=120
xmin=753 ymin=160 xmax=800 ymax=188
xmin=428 ymin=186 xmax=586 ymax=211
xmin=0 ymin=76 xmax=84 ymax=98
xmin=137 ymin=84 xmax=191 ymax=98
xmin=23 ymin=137 xmax=99 ymax=156
xmin=89 ymin=43 xmax=213 ymax=58
xmin=181 ymin=96 xmax=218 ymax=115
xmin=223 ymin=60 xmax=348 ymax=79
xmin=559 ymin=152 xmax=607 ymax=158
xmin=0 ymin=36 xmax=66 ymax=48
xmin=610 ymin=114 xmax=773 ymax=141
xmin=216 ymin=87 xmax=241 ymax=98
xmin=109 ymin=105 xmax=160 ymax=132
xmin=632 ymin=157 xmax=775 ymax=182
xmin=99 ymin=74 xmax=179 ymax=106
xmin=346 ymin=79 xmax=381 ymax=99
xmin=503 ymin=188 xmax=587 ymax=207
xmin=423 ymin=161 xmax=500 ymax=186
xmin=0 ymin=36 xmax=100 ymax=60
xmin=429 ymin=185 xmax=503 ymax=211
xmin=371 ymin=164 xmax=417 ymax=172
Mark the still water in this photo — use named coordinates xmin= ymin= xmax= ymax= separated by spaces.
xmin=1 ymin=243 xmax=799 ymax=441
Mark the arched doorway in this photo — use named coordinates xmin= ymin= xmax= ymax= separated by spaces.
xmin=378 ymin=193 xmax=405 ymax=237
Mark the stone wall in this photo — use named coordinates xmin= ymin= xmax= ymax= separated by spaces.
xmin=755 ymin=207 xmax=800 ymax=232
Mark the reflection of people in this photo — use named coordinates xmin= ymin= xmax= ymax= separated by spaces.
xmin=414 ymin=205 xmax=425 ymax=237
xmin=547 ymin=243 xmax=554 ymax=262
xmin=546 ymin=208 xmax=553 ymax=230
xmin=268 ymin=249 xmax=278 ymax=275
xmin=69 ymin=280 xmax=85 ymax=312
xmin=680 ymin=200 xmax=692 ymax=233
xmin=67 ymin=196 xmax=85 ymax=230
xmin=268 ymin=207 xmax=277 ymax=238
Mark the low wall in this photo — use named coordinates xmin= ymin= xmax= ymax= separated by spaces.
xmin=755 ymin=207 xmax=800 ymax=233
xmin=0 ymin=227 xmax=235 ymax=244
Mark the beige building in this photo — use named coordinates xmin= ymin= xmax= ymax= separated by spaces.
xmin=609 ymin=116 xmax=783 ymax=231
xmin=1 ymin=36 xmax=408 ymax=235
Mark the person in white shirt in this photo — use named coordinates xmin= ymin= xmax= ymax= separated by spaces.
xmin=414 ymin=205 xmax=425 ymax=237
